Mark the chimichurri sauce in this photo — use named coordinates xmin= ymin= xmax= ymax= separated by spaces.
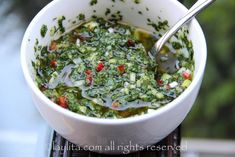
xmin=33 ymin=18 xmax=194 ymax=118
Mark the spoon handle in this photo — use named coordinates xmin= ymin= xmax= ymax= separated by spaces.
xmin=154 ymin=0 xmax=215 ymax=54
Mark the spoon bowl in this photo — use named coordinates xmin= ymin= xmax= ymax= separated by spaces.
xmin=149 ymin=0 xmax=215 ymax=74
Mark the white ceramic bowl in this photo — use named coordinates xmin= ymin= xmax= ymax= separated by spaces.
xmin=21 ymin=0 xmax=207 ymax=154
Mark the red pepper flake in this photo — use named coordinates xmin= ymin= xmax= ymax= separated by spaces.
xmin=112 ymin=101 xmax=120 ymax=109
xmin=127 ymin=39 xmax=135 ymax=47
xmin=182 ymin=71 xmax=191 ymax=80
xmin=85 ymin=76 xmax=92 ymax=85
xmin=85 ymin=69 xmax=92 ymax=75
xmin=50 ymin=60 xmax=57 ymax=68
xmin=157 ymin=79 xmax=164 ymax=86
xmin=117 ymin=65 xmax=125 ymax=73
xmin=96 ymin=62 xmax=105 ymax=72
xmin=57 ymin=96 xmax=68 ymax=109
xmin=49 ymin=41 xmax=57 ymax=51
xmin=85 ymin=69 xmax=93 ymax=85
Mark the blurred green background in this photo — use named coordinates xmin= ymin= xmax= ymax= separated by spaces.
xmin=182 ymin=0 xmax=235 ymax=139
xmin=4 ymin=0 xmax=235 ymax=139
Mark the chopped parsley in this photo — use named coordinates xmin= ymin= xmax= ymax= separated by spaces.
xmin=133 ymin=0 xmax=140 ymax=4
xmin=78 ymin=13 xmax=85 ymax=21
xmin=90 ymin=0 xmax=98 ymax=6
xmin=57 ymin=16 xmax=66 ymax=33
xmin=40 ymin=24 xmax=48 ymax=38
xmin=105 ymin=8 xmax=111 ymax=16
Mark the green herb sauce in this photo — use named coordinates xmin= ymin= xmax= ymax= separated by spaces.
xmin=33 ymin=18 xmax=194 ymax=118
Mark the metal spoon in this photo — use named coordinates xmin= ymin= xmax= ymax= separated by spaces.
xmin=149 ymin=0 xmax=215 ymax=60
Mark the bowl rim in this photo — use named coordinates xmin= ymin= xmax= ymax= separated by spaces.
xmin=21 ymin=0 xmax=207 ymax=125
